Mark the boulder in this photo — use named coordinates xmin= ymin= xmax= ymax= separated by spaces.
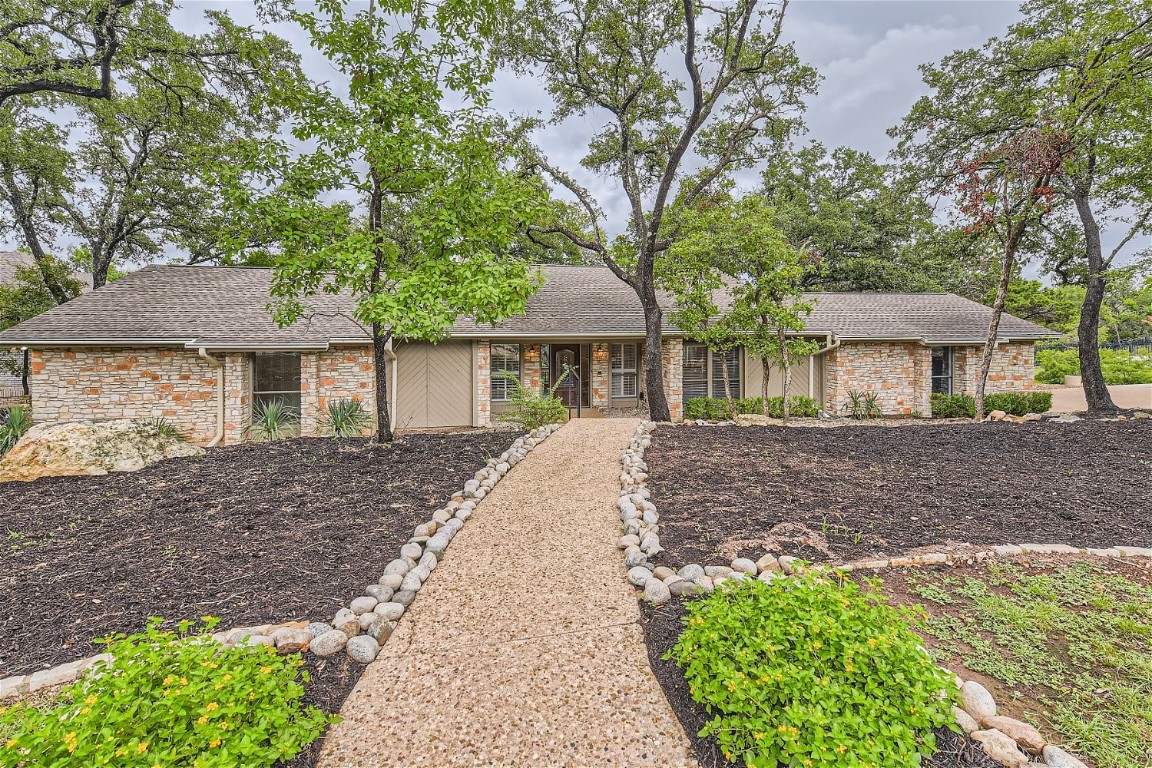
xmin=1040 ymin=746 xmax=1089 ymax=768
xmin=970 ymin=729 xmax=1028 ymax=768
xmin=981 ymin=716 xmax=1045 ymax=753
xmin=0 ymin=419 xmax=203 ymax=482
xmin=987 ymin=410 xmax=1008 ymax=421
xmin=961 ymin=681 xmax=997 ymax=722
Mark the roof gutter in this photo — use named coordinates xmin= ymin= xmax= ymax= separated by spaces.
xmin=197 ymin=347 xmax=225 ymax=448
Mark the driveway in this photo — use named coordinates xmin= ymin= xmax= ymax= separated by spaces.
xmin=1046 ymin=383 xmax=1152 ymax=412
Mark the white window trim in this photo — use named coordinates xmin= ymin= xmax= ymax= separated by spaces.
xmin=491 ymin=343 xmax=521 ymax=403
xmin=610 ymin=343 xmax=639 ymax=399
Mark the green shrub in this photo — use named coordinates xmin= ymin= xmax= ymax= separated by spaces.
xmin=495 ymin=373 xmax=567 ymax=430
xmin=1036 ymin=348 xmax=1152 ymax=385
xmin=0 ymin=405 xmax=31 ymax=455
xmin=319 ymin=397 xmax=372 ymax=437
xmin=685 ymin=396 xmax=819 ymax=420
xmin=248 ymin=399 xmax=299 ymax=441
xmin=668 ymin=574 xmax=958 ymax=768
xmin=930 ymin=392 xmax=1051 ymax=418
xmin=0 ymin=618 xmax=333 ymax=767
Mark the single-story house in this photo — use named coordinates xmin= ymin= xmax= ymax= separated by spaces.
xmin=0 ymin=264 xmax=1055 ymax=444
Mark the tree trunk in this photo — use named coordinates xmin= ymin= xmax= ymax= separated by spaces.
xmin=1 ymin=175 xmax=71 ymax=304
xmin=21 ymin=349 xmax=29 ymax=397
xmin=372 ymin=323 xmax=394 ymax=444
xmin=975 ymin=234 xmax=1018 ymax=421
xmin=1070 ymin=190 xmax=1117 ymax=412
xmin=761 ymin=357 xmax=770 ymax=417
xmin=780 ymin=329 xmax=791 ymax=425
xmin=640 ymin=280 xmax=670 ymax=421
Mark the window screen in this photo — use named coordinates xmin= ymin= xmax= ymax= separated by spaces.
xmin=931 ymin=347 xmax=953 ymax=395
xmin=683 ymin=343 xmax=708 ymax=401
xmin=252 ymin=352 xmax=302 ymax=413
xmin=491 ymin=343 xmax=520 ymax=402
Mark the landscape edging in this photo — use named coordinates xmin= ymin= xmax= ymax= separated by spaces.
xmin=618 ymin=421 xmax=1145 ymax=768
xmin=0 ymin=424 xmax=562 ymax=701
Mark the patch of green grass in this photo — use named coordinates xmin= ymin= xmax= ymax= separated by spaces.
xmin=899 ymin=560 xmax=1152 ymax=768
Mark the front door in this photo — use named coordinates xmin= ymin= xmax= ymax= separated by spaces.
xmin=552 ymin=344 xmax=580 ymax=407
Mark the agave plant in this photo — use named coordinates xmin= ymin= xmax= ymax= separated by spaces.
xmin=248 ymin=399 xmax=299 ymax=441
xmin=145 ymin=417 xmax=185 ymax=441
xmin=319 ymin=397 xmax=372 ymax=437
xmin=0 ymin=405 xmax=31 ymax=455
xmin=845 ymin=390 xmax=883 ymax=420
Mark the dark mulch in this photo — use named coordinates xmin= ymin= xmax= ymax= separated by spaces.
xmin=647 ymin=420 xmax=1152 ymax=568
xmin=1 ymin=431 xmax=513 ymax=677
xmin=640 ymin=598 xmax=1005 ymax=768
xmin=276 ymin=653 xmax=364 ymax=768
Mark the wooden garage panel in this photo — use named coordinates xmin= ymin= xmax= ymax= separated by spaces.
xmin=744 ymin=350 xmax=824 ymax=404
xmin=394 ymin=342 xmax=473 ymax=428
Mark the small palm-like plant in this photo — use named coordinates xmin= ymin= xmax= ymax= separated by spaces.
xmin=845 ymin=390 xmax=883 ymax=420
xmin=249 ymin=399 xmax=299 ymax=441
xmin=145 ymin=417 xmax=185 ymax=441
xmin=0 ymin=405 xmax=31 ymax=455
xmin=319 ymin=397 xmax=372 ymax=437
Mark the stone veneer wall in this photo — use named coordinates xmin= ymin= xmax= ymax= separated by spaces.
xmin=222 ymin=353 xmax=252 ymax=444
xmin=953 ymin=343 xmax=1036 ymax=395
xmin=591 ymin=343 xmax=610 ymax=407
xmin=475 ymin=341 xmax=491 ymax=427
xmin=522 ymin=344 xmax=542 ymax=393
xmin=30 ymin=348 xmax=220 ymax=444
xmin=300 ymin=347 xmax=376 ymax=437
xmin=661 ymin=338 xmax=684 ymax=422
xmin=825 ymin=342 xmax=932 ymax=416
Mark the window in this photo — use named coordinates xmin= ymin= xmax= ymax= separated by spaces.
xmin=253 ymin=352 xmax=301 ymax=413
xmin=610 ymin=343 xmax=639 ymax=398
xmin=711 ymin=347 xmax=741 ymax=399
xmin=931 ymin=347 xmax=953 ymax=394
xmin=683 ymin=343 xmax=708 ymax=401
xmin=491 ymin=343 xmax=520 ymax=402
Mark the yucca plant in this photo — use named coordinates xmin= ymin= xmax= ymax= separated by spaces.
xmin=249 ymin=399 xmax=299 ymax=441
xmin=319 ymin=397 xmax=372 ymax=437
xmin=845 ymin=389 xmax=883 ymax=420
xmin=144 ymin=417 xmax=185 ymax=441
xmin=0 ymin=405 xmax=31 ymax=455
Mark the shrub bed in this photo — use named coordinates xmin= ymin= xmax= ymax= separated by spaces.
xmin=685 ymin=396 xmax=820 ymax=421
xmin=0 ymin=619 xmax=333 ymax=767
xmin=667 ymin=574 xmax=958 ymax=767
xmin=929 ymin=392 xmax=1052 ymax=418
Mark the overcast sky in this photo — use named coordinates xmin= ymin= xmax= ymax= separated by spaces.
xmin=7 ymin=1 xmax=1037 ymax=258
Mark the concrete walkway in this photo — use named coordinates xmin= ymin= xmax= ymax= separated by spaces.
xmin=319 ymin=420 xmax=693 ymax=767
xmin=1047 ymin=383 xmax=1152 ymax=412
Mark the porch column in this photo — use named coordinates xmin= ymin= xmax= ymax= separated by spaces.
xmin=660 ymin=338 xmax=684 ymax=422
xmin=591 ymin=343 xmax=609 ymax=407
xmin=474 ymin=340 xmax=491 ymax=427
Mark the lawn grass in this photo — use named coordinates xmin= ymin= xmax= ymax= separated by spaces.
xmin=900 ymin=560 xmax=1152 ymax=767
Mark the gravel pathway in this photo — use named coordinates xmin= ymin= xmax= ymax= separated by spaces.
xmin=319 ymin=419 xmax=693 ymax=767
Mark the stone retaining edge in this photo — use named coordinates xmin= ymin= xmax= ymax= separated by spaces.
xmin=0 ymin=424 xmax=563 ymax=701
xmin=618 ymin=421 xmax=1147 ymax=768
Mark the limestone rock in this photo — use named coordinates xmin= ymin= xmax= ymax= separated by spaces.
xmin=669 ymin=580 xmax=703 ymax=597
xmin=374 ymin=602 xmax=405 ymax=621
xmin=310 ymin=630 xmax=349 ymax=657
xmin=730 ymin=558 xmax=758 ymax=576
xmin=970 ymin=729 xmax=1028 ymax=768
xmin=755 ymin=554 xmax=780 ymax=573
xmin=349 ymin=596 xmax=378 ymax=615
xmin=981 ymin=716 xmax=1045 ymax=753
xmin=346 ymin=635 xmax=380 ymax=663
xmin=643 ymin=578 xmax=671 ymax=604
xmin=961 ymin=681 xmax=997 ymax=722
xmin=987 ymin=410 xmax=1008 ymax=421
xmin=627 ymin=566 xmax=652 ymax=587
xmin=1041 ymin=746 xmax=1089 ymax=768
xmin=677 ymin=564 xmax=705 ymax=582
xmin=0 ymin=419 xmax=203 ymax=482
xmin=271 ymin=628 xmax=312 ymax=653
xmin=952 ymin=706 xmax=979 ymax=734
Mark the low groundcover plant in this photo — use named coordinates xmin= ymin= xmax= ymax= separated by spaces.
xmin=668 ymin=572 xmax=958 ymax=768
xmin=0 ymin=617 xmax=334 ymax=767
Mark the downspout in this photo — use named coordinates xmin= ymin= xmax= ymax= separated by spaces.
xmin=385 ymin=340 xmax=397 ymax=432
xmin=198 ymin=347 xmax=225 ymax=448
xmin=809 ymin=333 xmax=840 ymax=399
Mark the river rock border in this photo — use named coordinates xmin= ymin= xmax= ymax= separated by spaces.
xmin=619 ymin=421 xmax=1150 ymax=768
xmin=0 ymin=424 xmax=561 ymax=702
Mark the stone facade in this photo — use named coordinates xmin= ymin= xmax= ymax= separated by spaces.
xmin=591 ymin=343 xmax=610 ymax=407
xmin=300 ymin=347 xmax=376 ymax=437
xmin=222 ymin=353 xmax=252 ymax=444
xmin=660 ymin=338 xmax=684 ymax=422
xmin=522 ymin=344 xmax=543 ymax=394
xmin=475 ymin=341 xmax=491 ymax=427
xmin=825 ymin=341 xmax=1038 ymax=417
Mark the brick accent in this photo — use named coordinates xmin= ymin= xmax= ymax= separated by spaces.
xmin=661 ymin=338 xmax=684 ymax=422
xmin=591 ymin=343 xmax=610 ymax=407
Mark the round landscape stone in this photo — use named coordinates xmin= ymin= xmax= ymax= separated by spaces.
xmin=367 ymin=618 xmax=395 ymax=643
xmin=1041 ymin=746 xmax=1089 ymax=768
xmin=400 ymin=572 xmax=423 ymax=592
xmin=400 ymin=543 xmax=423 ymax=560
xmin=271 ymin=628 xmax=313 ymax=652
xmin=669 ymin=580 xmax=703 ymax=597
xmin=349 ymin=596 xmax=379 ymax=615
xmin=306 ymin=622 xmax=331 ymax=639
xmin=393 ymin=590 xmax=417 ymax=607
xmin=643 ymin=578 xmax=671 ymax=604
xmin=627 ymin=566 xmax=651 ymax=587
xmin=961 ymin=680 xmax=997 ymax=722
xmin=366 ymin=584 xmax=394 ymax=602
xmin=677 ymin=564 xmax=705 ymax=582
xmin=731 ymin=558 xmax=758 ymax=575
xmin=311 ymin=630 xmax=349 ymax=657
xmin=382 ymin=559 xmax=410 ymax=577
xmin=346 ymin=635 xmax=380 ymax=663
xmin=374 ymin=602 xmax=405 ymax=621
xmin=378 ymin=574 xmax=404 ymax=591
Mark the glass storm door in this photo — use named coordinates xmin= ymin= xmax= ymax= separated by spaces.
xmin=554 ymin=348 xmax=578 ymax=406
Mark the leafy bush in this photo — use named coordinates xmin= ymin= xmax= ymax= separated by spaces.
xmin=248 ymin=399 xmax=299 ymax=441
xmin=1036 ymin=348 xmax=1152 ymax=385
xmin=0 ymin=405 xmax=31 ymax=455
xmin=844 ymin=389 xmax=882 ymax=419
xmin=0 ymin=618 xmax=332 ymax=767
xmin=495 ymin=372 xmax=567 ymax=431
xmin=684 ymin=396 xmax=819 ymax=420
xmin=669 ymin=574 xmax=958 ymax=768
xmin=929 ymin=392 xmax=1052 ymax=418
xmin=319 ymin=397 xmax=372 ymax=437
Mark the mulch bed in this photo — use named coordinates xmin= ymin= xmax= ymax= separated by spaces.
xmin=277 ymin=653 xmax=364 ymax=768
xmin=640 ymin=598 xmax=1004 ymax=768
xmin=646 ymin=420 xmax=1152 ymax=568
xmin=0 ymin=431 xmax=513 ymax=678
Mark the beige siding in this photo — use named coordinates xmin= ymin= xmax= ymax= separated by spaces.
xmin=395 ymin=341 xmax=473 ymax=429
xmin=743 ymin=351 xmax=824 ymax=404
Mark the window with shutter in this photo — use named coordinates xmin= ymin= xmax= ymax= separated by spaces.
xmin=610 ymin=343 xmax=638 ymax=398
xmin=683 ymin=343 xmax=708 ymax=401
xmin=490 ymin=343 xmax=520 ymax=402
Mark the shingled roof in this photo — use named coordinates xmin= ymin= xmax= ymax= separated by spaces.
xmin=0 ymin=263 xmax=1055 ymax=348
